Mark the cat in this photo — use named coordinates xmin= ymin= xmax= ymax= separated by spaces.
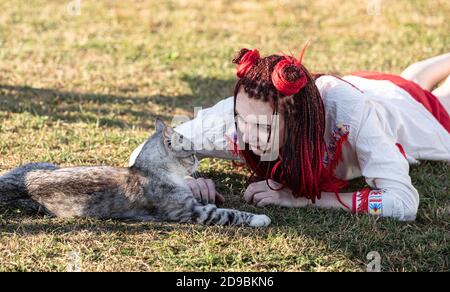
xmin=0 ymin=119 xmax=271 ymax=227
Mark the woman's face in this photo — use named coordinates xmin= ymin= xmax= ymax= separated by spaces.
xmin=235 ymin=87 xmax=285 ymax=157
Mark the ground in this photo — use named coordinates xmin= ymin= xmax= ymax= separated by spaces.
xmin=0 ymin=0 xmax=449 ymax=271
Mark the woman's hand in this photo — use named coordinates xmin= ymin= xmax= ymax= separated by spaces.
xmin=185 ymin=176 xmax=225 ymax=205
xmin=244 ymin=179 xmax=310 ymax=208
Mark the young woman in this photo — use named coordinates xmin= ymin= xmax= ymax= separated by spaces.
xmin=130 ymin=48 xmax=450 ymax=221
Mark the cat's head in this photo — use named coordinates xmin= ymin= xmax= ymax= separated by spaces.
xmin=131 ymin=119 xmax=199 ymax=177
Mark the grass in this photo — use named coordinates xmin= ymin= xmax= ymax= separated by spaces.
xmin=0 ymin=0 xmax=449 ymax=271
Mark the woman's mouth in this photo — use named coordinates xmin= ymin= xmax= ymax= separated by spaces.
xmin=249 ymin=144 xmax=271 ymax=154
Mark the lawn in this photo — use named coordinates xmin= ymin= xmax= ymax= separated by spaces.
xmin=0 ymin=0 xmax=449 ymax=271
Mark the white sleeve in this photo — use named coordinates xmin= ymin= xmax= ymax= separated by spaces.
xmin=355 ymin=102 xmax=420 ymax=221
xmin=174 ymin=96 xmax=238 ymax=160
xmin=174 ymin=96 xmax=235 ymax=151
xmin=129 ymin=97 xmax=238 ymax=166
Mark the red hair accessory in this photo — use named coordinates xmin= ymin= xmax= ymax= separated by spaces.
xmin=235 ymin=48 xmax=260 ymax=78
xmin=271 ymin=41 xmax=310 ymax=96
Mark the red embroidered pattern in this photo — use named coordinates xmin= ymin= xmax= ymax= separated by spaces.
xmin=352 ymin=187 xmax=371 ymax=214
xmin=352 ymin=188 xmax=386 ymax=217
xmin=368 ymin=189 xmax=385 ymax=217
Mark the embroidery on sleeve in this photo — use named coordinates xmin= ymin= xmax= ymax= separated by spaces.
xmin=353 ymin=188 xmax=386 ymax=217
xmin=323 ymin=122 xmax=351 ymax=169
xmin=368 ymin=189 xmax=385 ymax=217
xmin=353 ymin=187 xmax=370 ymax=214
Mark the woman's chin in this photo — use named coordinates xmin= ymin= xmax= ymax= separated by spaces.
xmin=251 ymin=147 xmax=270 ymax=156
xmin=250 ymin=145 xmax=262 ymax=156
xmin=251 ymin=149 xmax=262 ymax=156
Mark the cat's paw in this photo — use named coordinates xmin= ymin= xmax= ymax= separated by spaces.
xmin=249 ymin=214 xmax=271 ymax=227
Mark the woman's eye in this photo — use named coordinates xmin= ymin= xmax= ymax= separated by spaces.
xmin=257 ymin=124 xmax=271 ymax=133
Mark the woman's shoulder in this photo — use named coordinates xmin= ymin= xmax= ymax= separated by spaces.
xmin=315 ymin=75 xmax=367 ymax=104
xmin=315 ymin=75 xmax=368 ymax=143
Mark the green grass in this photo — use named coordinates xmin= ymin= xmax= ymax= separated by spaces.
xmin=0 ymin=0 xmax=449 ymax=271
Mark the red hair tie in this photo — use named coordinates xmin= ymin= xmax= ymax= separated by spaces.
xmin=236 ymin=49 xmax=260 ymax=78
xmin=271 ymin=41 xmax=310 ymax=96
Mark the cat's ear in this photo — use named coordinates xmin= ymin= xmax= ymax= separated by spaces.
xmin=163 ymin=125 xmax=174 ymax=139
xmin=163 ymin=125 xmax=175 ymax=151
xmin=155 ymin=118 xmax=165 ymax=133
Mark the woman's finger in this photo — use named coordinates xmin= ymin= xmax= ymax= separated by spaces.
xmin=185 ymin=178 xmax=201 ymax=201
xmin=244 ymin=181 xmax=270 ymax=203
xmin=256 ymin=196 xmax=279 ymax=207
xmin=252 ymin=191 xmax=278 ymax=205
xmin=267 ymin=179 xmax=283 ymax=189
xmin=204 ymin=179 xmax=217 ymax=204
xmin=196 ymin=178 xmax=210 ymax=204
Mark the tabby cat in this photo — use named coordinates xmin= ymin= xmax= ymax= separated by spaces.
xmin=0 ymin=119 xmax=271 ymax=227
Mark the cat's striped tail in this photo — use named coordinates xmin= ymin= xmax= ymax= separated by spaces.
xmin=0 ymin=162 xmax=57 ymax=209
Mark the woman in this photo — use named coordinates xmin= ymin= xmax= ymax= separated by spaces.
xmin=130 ymin=48 xmax=450 ymax=221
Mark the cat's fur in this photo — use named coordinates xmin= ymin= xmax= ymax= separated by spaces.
xmin=0 ymin=119 xmax=271 ymax=227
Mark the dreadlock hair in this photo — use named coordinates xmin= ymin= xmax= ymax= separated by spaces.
xmin=232 ymin=48 xmax=348 ymax=203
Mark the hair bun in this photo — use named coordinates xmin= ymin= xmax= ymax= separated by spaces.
xmin=271 ymin=57 xmax=307 ymax=96
xmin=232 ymin=48 xmax=251 ymax=64
xmin=232 ymin=48 xmax=260 ymax=78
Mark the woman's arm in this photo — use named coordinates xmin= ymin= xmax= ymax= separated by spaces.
xmin=244 ymin=179 xmax=354 ymax=210
xmin=312 ymin=192 xmax=354 ymax=211
xmin=352 ymin=102 xmax=420 ymax=221
xmin=173 ymin=96 xmax=238 ymax=161
xmin=128 ymin=96 xmax=239 ymax=166
xmin=245 ymin=181 xmax=415 ymax=222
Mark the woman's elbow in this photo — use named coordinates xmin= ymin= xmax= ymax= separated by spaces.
xmin=382 ymin=191 xmax=419 ymax=221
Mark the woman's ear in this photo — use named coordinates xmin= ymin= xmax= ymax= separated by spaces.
xmin=155 ymin=118 xmax=165 ymax=133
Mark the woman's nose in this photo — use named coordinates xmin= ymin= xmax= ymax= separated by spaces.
xmin=241 ymin=130 xmax=255 ymax=144
xmin=241 ymin=131 xmax=249 ymax=144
